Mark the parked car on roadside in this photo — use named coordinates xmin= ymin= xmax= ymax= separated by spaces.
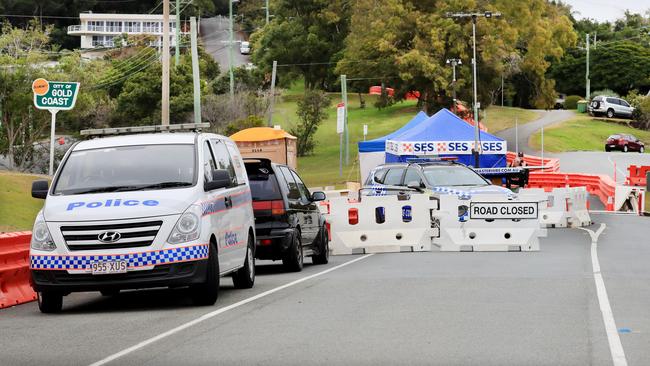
xmin=239 ymin=41 xmax=250 ymax=55
xmin=554 ymin=93 xmax=566 ymax=109
xmin=362 ymin=159 xmax=515 ymax=197
xmin=605 ymin=134 xmax=645 ymax=153
xmin=589 ymin=96 xmax=634 ymax=118
xmin=244 ymin=158 xmax=329 ymax=271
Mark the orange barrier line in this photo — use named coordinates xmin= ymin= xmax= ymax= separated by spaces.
xmin=0 ymin=231 xmax=37 ymax=309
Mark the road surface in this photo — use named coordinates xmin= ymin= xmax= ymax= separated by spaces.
xmin=495 ymin=110 xmax=575 ymax=155
xmin=2 ymin=214 xmax=649 ymax=365
xmin=200 ymin=16 xmax=250 ymax=70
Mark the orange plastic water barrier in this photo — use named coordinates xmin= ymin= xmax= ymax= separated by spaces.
xmin=0 ymin=232 xmax=37 ymax=309
xmin=526 ymin=172 xmax=615 ymax=210
xmin=626 ymin=165 xmax=650 ymax=187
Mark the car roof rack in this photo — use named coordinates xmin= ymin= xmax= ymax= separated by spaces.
xmin=80 ymin=123 xmax=210 ymax=138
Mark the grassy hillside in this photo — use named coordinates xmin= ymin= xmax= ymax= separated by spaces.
xmin=0 ymin=172 xmax=46 ymax=232
xmin=530 ymin=114 xmax=650 ymax=152
xmin=271 ymin=83 xmax=541 ymax=186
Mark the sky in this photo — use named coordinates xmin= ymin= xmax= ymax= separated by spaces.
xmin=562 ymin=0 xmax=649 ymax=22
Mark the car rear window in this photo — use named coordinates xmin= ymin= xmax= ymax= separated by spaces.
xmin=608 ymin=135 xmax=620 ymax=139
xmin=245 ymin=163 xmax=282 ymax=201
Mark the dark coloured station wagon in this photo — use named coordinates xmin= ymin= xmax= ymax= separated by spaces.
xmin=244 ymin=158 xmax=329 ymax=271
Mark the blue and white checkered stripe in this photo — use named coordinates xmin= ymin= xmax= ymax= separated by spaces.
xmin=30 ymin=244 xmax=209 ymax=271
xmin=430 ymin=187 xmax=472 ymax=200
xmin=369 ymin=184 xmax=386 ymax=196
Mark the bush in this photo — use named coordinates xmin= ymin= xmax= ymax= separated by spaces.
xmin=290 ymin=90 xmax=331 ymax=156
xmin=565 ymin=95 xmax=582 ymax=110
xmin=591 ymin=89 xmax=619 ymax=98
xmin=632 ymin=96 xmax=650 ymax=130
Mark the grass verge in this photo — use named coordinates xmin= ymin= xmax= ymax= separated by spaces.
xmin=529 ymin=114 xmax=650 ymax=152
xmin=0 ymin=172 xmax=46 ymax=232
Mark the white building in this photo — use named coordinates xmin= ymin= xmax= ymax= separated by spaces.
xmin=68 ymin=12 xmax=189 ymax=49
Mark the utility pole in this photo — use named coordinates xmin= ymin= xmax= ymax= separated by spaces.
xmin=162 ymin=0 xmax=171 ymax=125
xmin=190 ymin=17 xmax=201 ymax=124
xmin=341 ymin=74 xmax=349 ymax=165
xmin=229 ymin=0 xmax=235 ymax=99
xmin=446 ymin=58 xmax=461 ymax=114
xmin=268 ymin=60 xmax=277 ymax=126
xmin=175 ymin=0 xmax=180 ymax=66
xmin=447 ymin=11 xmax=502 ymax=168
xmin=586 ymin=33 xmax=590 ymax=100
xmin=265 ymin=0 xmax=270 ymax=25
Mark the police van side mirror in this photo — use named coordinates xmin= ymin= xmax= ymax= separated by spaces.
xmin=204 ymin=169 xmax=231 ymax=191
xmin=32 ymin=180 xmax=49 ymax=199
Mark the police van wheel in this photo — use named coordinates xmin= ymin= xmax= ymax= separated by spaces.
xmin=191 ymin=243 xmax=220 ymax=306
xmin=312 ymin=226 xmax=329 ymax=265
xmin=38 ymin=291 xmax=63 ymax=313
xmin=232 ymin=235 xmax=255 ymax=289
xmin=283 ymin=231 xmax=303 ymax=272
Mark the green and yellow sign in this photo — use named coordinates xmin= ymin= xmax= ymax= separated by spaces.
xmin=32 ymin=79 xmax=80 ymax=111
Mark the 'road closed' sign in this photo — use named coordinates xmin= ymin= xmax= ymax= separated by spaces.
xmin=33 ymin=79 xmax=80 ymax=111
xmin=470 ymin=202 xmax=538 ymax=220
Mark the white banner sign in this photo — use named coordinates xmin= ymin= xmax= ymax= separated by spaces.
xmin=385 ymin=140 xmax=507 ymax=155
xmin=470 ymin=202 xmax=539 ymax=220
xmin=336 ymin=102 xmax=345 ymax=134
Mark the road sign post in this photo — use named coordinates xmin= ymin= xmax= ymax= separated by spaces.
xmin=32 ymin=79 xmax=80 ymax=176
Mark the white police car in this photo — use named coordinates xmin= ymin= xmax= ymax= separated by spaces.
xmin=29 ymin=124 xmax=256 ymax=313
xmin=363 ymin=159 xmax=514 ymax=198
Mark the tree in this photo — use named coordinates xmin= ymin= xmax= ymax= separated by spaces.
xmin=336 ymin=0 xmax=576 ymax=111
xmin=550 ymin=41 xmax=650 ymax=97
xmin=250 ymin=0 xmax=350 ymax=90
xmin=290 ymin=90 xmax=330 ymax=156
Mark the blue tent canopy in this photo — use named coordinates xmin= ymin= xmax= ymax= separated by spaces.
xmin=384 ymin=108 xmax=507 ymax=168
xmin=358 ymin=111 xmax=429 ymax=153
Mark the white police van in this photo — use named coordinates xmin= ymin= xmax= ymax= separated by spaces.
xmin=29 ymin=123 xmax=256 ymax=313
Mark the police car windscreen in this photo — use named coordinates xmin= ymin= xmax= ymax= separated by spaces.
xmin=422 ymin=166 xmax=489 ymax=187
xmin=53 ymin=145 xmax=196 ymax=195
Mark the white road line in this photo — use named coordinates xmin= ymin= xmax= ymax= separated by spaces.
xmin=580 ymin=224 xmax=628 ymax=366
xmin=89 ymin=254 xmax=374 ymax=366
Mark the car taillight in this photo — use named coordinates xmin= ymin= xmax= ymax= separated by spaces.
xmin=260 ymin=239 xmax=272 ymax=246
xmin=252 ymin=200 xmax=285 ymax=215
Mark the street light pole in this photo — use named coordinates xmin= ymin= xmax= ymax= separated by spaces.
xmin=447 ymin=11 xmax=501 ymax=168
xmin=229 ymin=0 xmax=235 ymax=99
xmin=162 ymin=0 xmax=170 ymax=125
xmin=445 ymin=58 xmax=461 ymax=114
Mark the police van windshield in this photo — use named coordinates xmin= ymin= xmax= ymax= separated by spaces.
xmin=422 ymin=166 xmax=489 ymax=187
xmin=53 ymin=144 xmax=196 ymax=195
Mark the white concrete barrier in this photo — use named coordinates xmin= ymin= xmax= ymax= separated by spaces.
xmin=326 ymin=194 xmax=438 ymax=255
xmin=567 ymin=187 xmax=592 ymax=227
xmin=433 ymin=194 xmax=546 ymax=252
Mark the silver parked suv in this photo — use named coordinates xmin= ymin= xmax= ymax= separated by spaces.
xmin=589 ymin=96 xmax=634 ymax=119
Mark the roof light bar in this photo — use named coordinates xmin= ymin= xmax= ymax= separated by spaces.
xmin=80 ymin=123 xmax=211 ymax=137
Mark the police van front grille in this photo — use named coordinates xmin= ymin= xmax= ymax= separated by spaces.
xmin=61 ymin=220 xmax=163 ymax=251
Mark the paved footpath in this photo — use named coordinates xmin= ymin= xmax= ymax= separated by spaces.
xmin=2 ymin=213 xmax=649 ymax=365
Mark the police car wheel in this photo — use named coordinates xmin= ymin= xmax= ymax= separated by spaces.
xmin=312 ymin=226 xmax=329 ymax=265
xmin=38 ymin=291 xmax=63 ymax=313
xmin=191 ymin=242 xmax=220 ymax=306
xmin=232 ymin=235 xmax=255 ymax=289
xmin=283 ymin=231 xmax=303 ymax=272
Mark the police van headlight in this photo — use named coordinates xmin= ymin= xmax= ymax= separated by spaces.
xmin=31 ymin=214 xmax=56 ymax=251
xmin=168 ymin=205 xmax=202 ymax=244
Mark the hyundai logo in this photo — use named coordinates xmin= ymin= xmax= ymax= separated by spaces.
xmin=98 ymin=231 xmax=121 ymax=243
